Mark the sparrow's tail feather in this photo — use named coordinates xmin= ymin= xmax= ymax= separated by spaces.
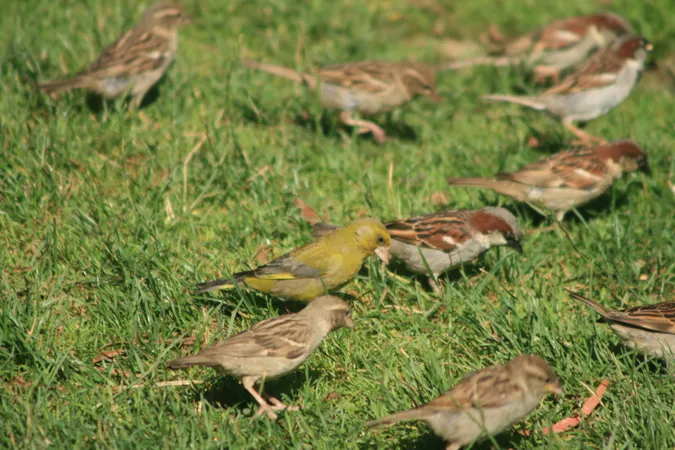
xmin=566 ymin=290 xmax=612 ymax=317
xmin=481 ymin=94 xmax=546 ymax=110
xmin=447 ymin=177 xmax=499 ymax=188
xmin=167 ymin=355 xmax=221 ymax=370
xmin=438 ymin=55 xmax=522 ymax=71
xmin=241 ymin=59 xmax=316 ymax=88
xmin=365 ymin=408 xmax=430 ymax=429
xmin=38 ymin=76 xmax=89 ymax=95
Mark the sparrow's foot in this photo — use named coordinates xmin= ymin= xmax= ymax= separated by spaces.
xmin=339 ymin=111 xmax=389 ymax=144
xmin=264 ymin=394 xmax=301 ymax=412
xmin=565 ymin=123 xmax=607 ymax=147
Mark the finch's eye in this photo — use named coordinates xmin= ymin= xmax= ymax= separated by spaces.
xmin=377 ymin=235 xmax=385 ymax=244
xmin=345 ymin=310 xmax=351 ymax=317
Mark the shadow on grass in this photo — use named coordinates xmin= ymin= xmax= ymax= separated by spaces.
xmin=196 ymin=368 xmax=322 ymax=416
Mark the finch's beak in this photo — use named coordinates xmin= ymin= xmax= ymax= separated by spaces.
xmin=345 ymin=317 xmax=354 ymax=328
xmin=545 ymin=383 xmax=563 ymax=395
xmin=375 ymin=247 xmax=391 ymax=265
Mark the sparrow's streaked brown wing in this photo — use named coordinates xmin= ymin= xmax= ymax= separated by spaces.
xmin=386 ymin=211 xmax=476 ymax=253
xmin=498 ymin=149 xmax=608 ymax=190
xmin=423 ymin=365 xmax=523 ymax=412
xmin=82 ymin=27 xmax=172 ymax=78
xmin=199 ymin=315 xmax=312 ymax=360
xmin=612 ymin=302 xmax=675 ymax=334
xmin=317 ymin=61 xmax=401 ymax=94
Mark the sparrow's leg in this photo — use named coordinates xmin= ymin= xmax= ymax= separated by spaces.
xmin=564 ymin=120 xmax=607 ymax=146
xmin=445 ymin=442 xmax=462 ymax=450
xmin=555 ymin=210 xmax=567 ymax=221
xmin=242 ymin=376 xmax=277 ymax=420
xmin=427 ymin=276 xmax=441 ymax=294
xmin=263 ymin=393 xmax=301 ymax=411
xmin=339 ymin=111 xmax=388 ymax=144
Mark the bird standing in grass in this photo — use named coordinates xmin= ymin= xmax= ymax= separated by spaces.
xmin=168 ymin=295 xmax=354 ymax=420
xmin=39 ymin=2 xmax=191 ymax=109
xmin=568 ymin=290 xmax=675 ymax=360
xmin=196 ymin=218 xmax=391 ymax=302
xmin=242 ymin=59 xmax=439 ymax=143
xmin=366 ymin=355 xmax=562 ymax=450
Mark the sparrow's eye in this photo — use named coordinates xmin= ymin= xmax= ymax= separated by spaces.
xmin=345 ymin=310 xmax=351 ymax=317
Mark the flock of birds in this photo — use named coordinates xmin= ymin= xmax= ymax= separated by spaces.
xmin=36 ymin=2 xmax=674 ymax=449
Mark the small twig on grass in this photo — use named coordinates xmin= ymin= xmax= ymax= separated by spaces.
xmin=520 ymin=378 xmax=609 ymax=436
xmin=182 ymin=134 xmax=208 ymax=212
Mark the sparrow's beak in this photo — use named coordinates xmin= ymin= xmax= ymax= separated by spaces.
xmin=639 ymin=160 xmax=651 ymax=175
xmin=545 ymin=382 xmax=564 ymax=395
xmin=644 ymin=41 xmax=654 ymax=52
xmin=374 ymin=247 xmax=391 ymax=265
xmin=508 ymin=240 xmax=523 ymax=254
xmin=345 ymin=317 xmax=355 ymax=328
xmin=182 ymin=14 xmax=193 ymax=25
xmin=426 ymin=90 xmax=441 ymax=103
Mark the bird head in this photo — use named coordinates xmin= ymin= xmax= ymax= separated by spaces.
xmin=471 ymin=207 xmax=524 ymax=253
xmin=344 ymin=218 xmax=391 ymax=264
xmin=143 ymin=2 xmax=192 ymax=31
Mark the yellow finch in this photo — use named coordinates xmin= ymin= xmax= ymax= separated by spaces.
xmin=196 ymin=218 xmax=391 ymax=301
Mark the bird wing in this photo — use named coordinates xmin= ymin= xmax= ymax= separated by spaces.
xmin=240 ymin=247 xmax=324 ymax=280
xmin=544 ymin=47 xmax=621 ymax=95
xmin=615 ymin=302 xmax=675 ymax=334
xmin=204 ymin=315 xmax=311 ymax=359
xmin=317 ymin=61 xmax=398 ymax=94
xmin=498 ymin=148 xmax=608 ymax=190
xmin=386 ymin=211 xmax=475 ymax=253
xmin=423 ymin=365 xmax=524 ymax=412
xmin=82 ymin=27 xmax=172 ymax=78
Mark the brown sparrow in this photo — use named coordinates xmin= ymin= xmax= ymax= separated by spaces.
xmin=482 ymin=34 xmax=652 ymax=145
xmin=167 ymin=295 xmax=353 ymax=420
xmin=366 ymin=355 xmax=562 ymax=450
xmin=39 ymin=2 xmax=190 ymax=109
xmin=242 ymin=59 xmax=439 ymax=143
xmin=315 ymin=207 xmax=522 ymax=291
xmin=447 ymin=140 xmax=650 ymax=221
xmin=568 ymin=290 xmax=675 ymax=360
xmin=447 ymin=13 xmax=633 ymax=82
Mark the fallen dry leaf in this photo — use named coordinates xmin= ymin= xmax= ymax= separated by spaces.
xmin=92 ymin=349 xmax=126 ymax=364
xmin=520 ymin=378 xmax=609 ymax=436
xmin=253 ymin=243 xmax=272 ymax=265
xmin=294 ymin=198 xmax=324 ymax=225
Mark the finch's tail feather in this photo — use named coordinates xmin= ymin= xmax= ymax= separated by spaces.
xmin=365 ymin=408 xmax=430 ymax=429
xmin=241 ymin=59 xmax=316 ymax=88
xmin=194 ymin=277 xmax=238 ymax=294
xmin=566 ymin=290 xmax=612 ymax=318
xmin=481 ymin=94 xmax=546 ymax=110
xmin=167 ymin=355 xmax=220 ymax=370
xmin=39 ymin=76 xmax=89 ymax=95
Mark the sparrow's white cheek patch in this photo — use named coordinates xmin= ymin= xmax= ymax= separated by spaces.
xmin=148 ymin=51 xmax=163 ymax=60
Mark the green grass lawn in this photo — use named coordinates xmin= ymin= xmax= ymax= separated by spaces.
xmin=2 ymin=0 xmax=675 ymax=448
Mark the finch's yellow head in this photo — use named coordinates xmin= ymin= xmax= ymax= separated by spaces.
xmin=341 ymin=218 xmax=391 ymax=263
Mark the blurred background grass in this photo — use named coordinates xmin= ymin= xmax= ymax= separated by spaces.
xmin=1 ymin=0 xmax=674 ymax=448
